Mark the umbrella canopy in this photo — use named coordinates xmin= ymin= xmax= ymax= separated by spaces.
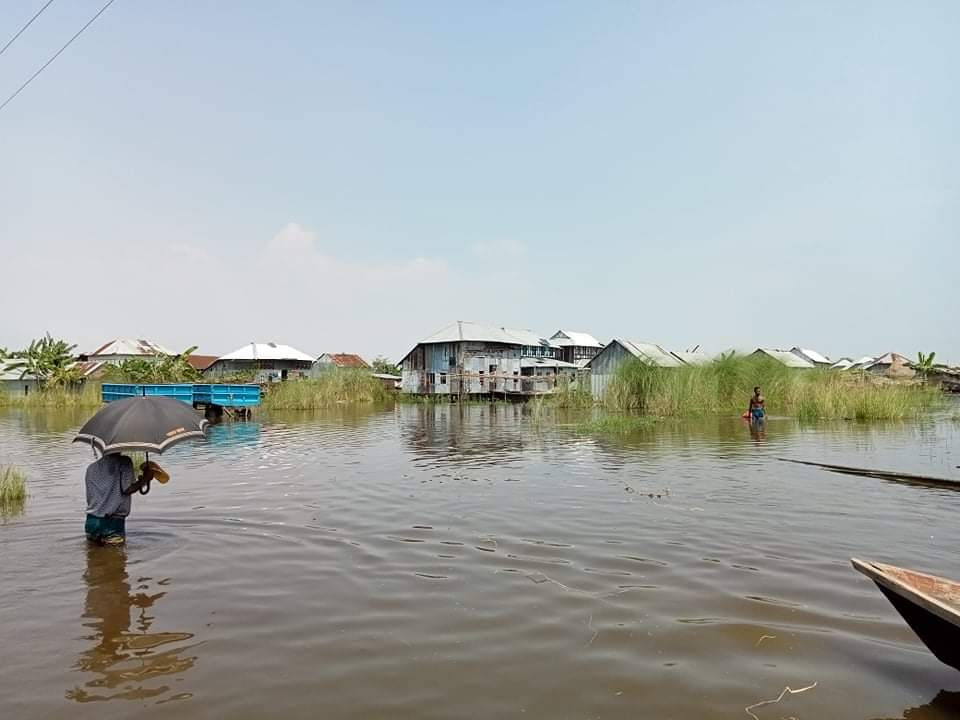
xmin=73 ymin=396 xmax=209 ymax=454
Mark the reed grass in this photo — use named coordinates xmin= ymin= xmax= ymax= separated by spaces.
xmin=0 ymin=466 xmax=27 ymax=516
xmin=605 ymin=356 xmax=941 ymax=421
xmin=0 ymin=382 xmax=102 ymax=409
xmin=263 ymin=370 xmax=393 ymax=410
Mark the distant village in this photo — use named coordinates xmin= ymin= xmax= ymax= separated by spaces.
xmin=4 ymin=321 xmax=950 ymax=401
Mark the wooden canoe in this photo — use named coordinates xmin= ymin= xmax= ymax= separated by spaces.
xmin=852 ymin=558 xmax=960 ymax=671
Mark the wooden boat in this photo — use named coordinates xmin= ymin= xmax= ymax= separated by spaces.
xmin=852 ymin=558 xmax=960 ymax=671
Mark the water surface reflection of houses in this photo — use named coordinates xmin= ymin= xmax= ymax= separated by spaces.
xmin=205 ymin=342 xmax=314 ymax=382
xmin=400 ymin=321 xmax=569 ymax=398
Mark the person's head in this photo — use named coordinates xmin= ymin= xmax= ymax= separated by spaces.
xmin=754 ymin=386 xmax=761 ymax=395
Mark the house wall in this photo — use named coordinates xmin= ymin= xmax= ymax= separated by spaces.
xmin=589 ymin=342 xmax=633 ymax=399
xmin=89 ymin=354 xmax=162 ymax=365
xmin=402 ymin=342 xmax=527 ymax=395
xmin=206 ymin=359 xmax=312 ymax=382
xmin=1 ymin=378 xmax=39 ymax=397
xmin=559 ymin=346 xmax=600 ymax=364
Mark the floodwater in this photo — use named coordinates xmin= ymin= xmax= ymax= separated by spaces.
xmin=2 ymin=404 xmax=960 ymax=720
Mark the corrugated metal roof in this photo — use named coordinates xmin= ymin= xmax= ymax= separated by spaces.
xmin=614 ymin=340 xmax=683 ymax=367
xmin=317 ymin=353 xmax=370 ymax=368
xmin=217 ymin=343 xmax=314 ymax=362
xmin=89 ymin=339 xmax=173 ymax=357
xmin=76 ymin=360 xmax=106 ymax=377
xmin=520 ymin=357 xmax=580 ymax=369
xmin=868 ymin=352 xmax=912 ymax=367
xmin=790 ymin=347 xmax=831 ymax=365
xmin=419 ymin=321 xmax=556 ymax=348
xmin=849 ymin=356 xmax=875 ymax=369
xmin=549 ymin=330 xmax=602 ymax=348
xmin=0 ymin=367 xmax=34 ymax=381
xmin=670 ymin=350 xmax=712 ymax=366
xmin=752 ymin=348 xmax=815 ymax=368
xmin=830 ymin=358 xmax=854 ymax=370
xmin=186 ymin=355 xmax=219 ymax=371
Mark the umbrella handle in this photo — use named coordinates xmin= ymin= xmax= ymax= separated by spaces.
xmin=139 ymin=479 xmax=151 ymax=495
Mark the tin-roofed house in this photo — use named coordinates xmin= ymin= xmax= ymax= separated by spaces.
xmin=205 ymin=342 xmax=314 ymax=382
xmin=866 ymin=352 xmax=915 ymax=379
xmin=399 ymin=321 xmax=562 ymax=398
xmin=749 ymin=348 xmax=815 ymax=369
xmin=830 ymin=357 xmax=854 ymax=370
xmin=314 ymin=353 xmax=370 ymax=370
xmin=549 ymin=330 xmax=603 ymax=367
xmin=0 ymin=367 xmax=39 ymax=398
xmin=586 ymin=339 xmax=682 ymax=400
xmin=670 ymin=349 xmax=712 ymax=366
xmin=81 ymin=339 xmax=173 ymax=365
xmin=790 ymin=347 xmax=832 ymax=368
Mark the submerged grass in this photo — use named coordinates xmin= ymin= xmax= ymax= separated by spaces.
xmin=0 ymin=466 xmax=27 ymax=516
xmin=575 ymin=415 xmax=659 ymax=434
xmin=0 ymin=382 xmax=102 ymax=409
xmin=605 ymin=355 xmax=941 ymax=421
xmin=263 ymin=370 xmax=393 ymax=410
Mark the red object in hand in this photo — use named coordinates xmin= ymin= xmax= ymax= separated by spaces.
xmin=741 ymin=411 xmax=751 ymax=420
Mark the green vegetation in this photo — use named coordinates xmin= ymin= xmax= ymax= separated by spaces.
xmin=371 ymin=356 xmax=400 ymax=375
xmin=3 ymin=334 xmax=80 ymax=387
xmin=263 ymin=370 xmax=393 ymax=409
xmin=104 ymin=347 xmax=202 ymax=384
xmin=605 ymin=354 xmax=941 ymax=421
xmin=575 ymin=415 xmax=659 ymax=434
xmin=0 ymin=381 xmax=102 ymax=408
xmin=0 ymin=466 xmax=27 ymax=516
xmin=545 ymin=378 xmax=593 ymax=410
xmin=122 ymin=451 xmax=147 ymax=474
xmin=914 ymin=351 xmax=937 ymax=383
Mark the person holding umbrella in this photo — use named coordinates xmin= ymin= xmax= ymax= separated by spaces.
xmin=74 ymin=395 xmax=208 ymax=545
xmin=84 ymin=455 xmax=165 ymax=545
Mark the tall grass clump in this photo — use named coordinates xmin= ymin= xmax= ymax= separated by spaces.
xmin=0 ymin=381 xmax=102 ymax=409
xmin=0 ymin=466 xmax=27 ymax=516
xmin=546 ymin=377 xmax=593 ymax=410
xmin=605 ymin=355 xmax=941 ymax=421
xmin=263 ymin=370 xmax=393 ymax=410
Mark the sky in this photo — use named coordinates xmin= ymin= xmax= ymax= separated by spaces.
xmin=1 ymin=1 xmax=957 ymax=364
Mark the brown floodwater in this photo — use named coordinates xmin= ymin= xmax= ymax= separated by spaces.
xmin=2 ymin=403 xmax=959 ymax=719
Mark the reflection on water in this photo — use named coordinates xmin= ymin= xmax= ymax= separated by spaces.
xmin=1 ymin=402 xmax=959 ymax=719
xmin=66 ymin=545 xmax=197 ymax=704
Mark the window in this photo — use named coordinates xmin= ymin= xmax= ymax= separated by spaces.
xmin=428 ymin=372 xmax=436 ymax=384
xmin=440 ymin=373 xmax=447 ymax=385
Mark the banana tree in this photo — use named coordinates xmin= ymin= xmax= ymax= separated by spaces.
xmin=3 ymin=334 xmax=78 ymax=388
xmin=915 ymin=351 xmax=937 ymax=383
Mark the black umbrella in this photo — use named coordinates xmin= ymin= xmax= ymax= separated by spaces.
xmin=73 ymin=396 xmax=209 ymax=455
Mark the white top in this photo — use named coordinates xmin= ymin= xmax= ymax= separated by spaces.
xmin=218 ymin=342 xmax=314 ymax=362
xmin=549 ymin=330 xmax=603 ymax=348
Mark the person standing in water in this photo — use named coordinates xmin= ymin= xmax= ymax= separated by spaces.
xmin=748 ymin=386 xmax=765 ymax=424
xmin=84 ymin=454 xmax=156 ymax=545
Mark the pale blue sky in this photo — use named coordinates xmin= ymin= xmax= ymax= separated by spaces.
xmin=1 ymin=1 xmax=957 ymax=363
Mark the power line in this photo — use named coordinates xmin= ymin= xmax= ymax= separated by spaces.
xmin=0 ymin=0 xmax=117 ymax=114
xmin=0 ymin=0 xmax=56 ymax=57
